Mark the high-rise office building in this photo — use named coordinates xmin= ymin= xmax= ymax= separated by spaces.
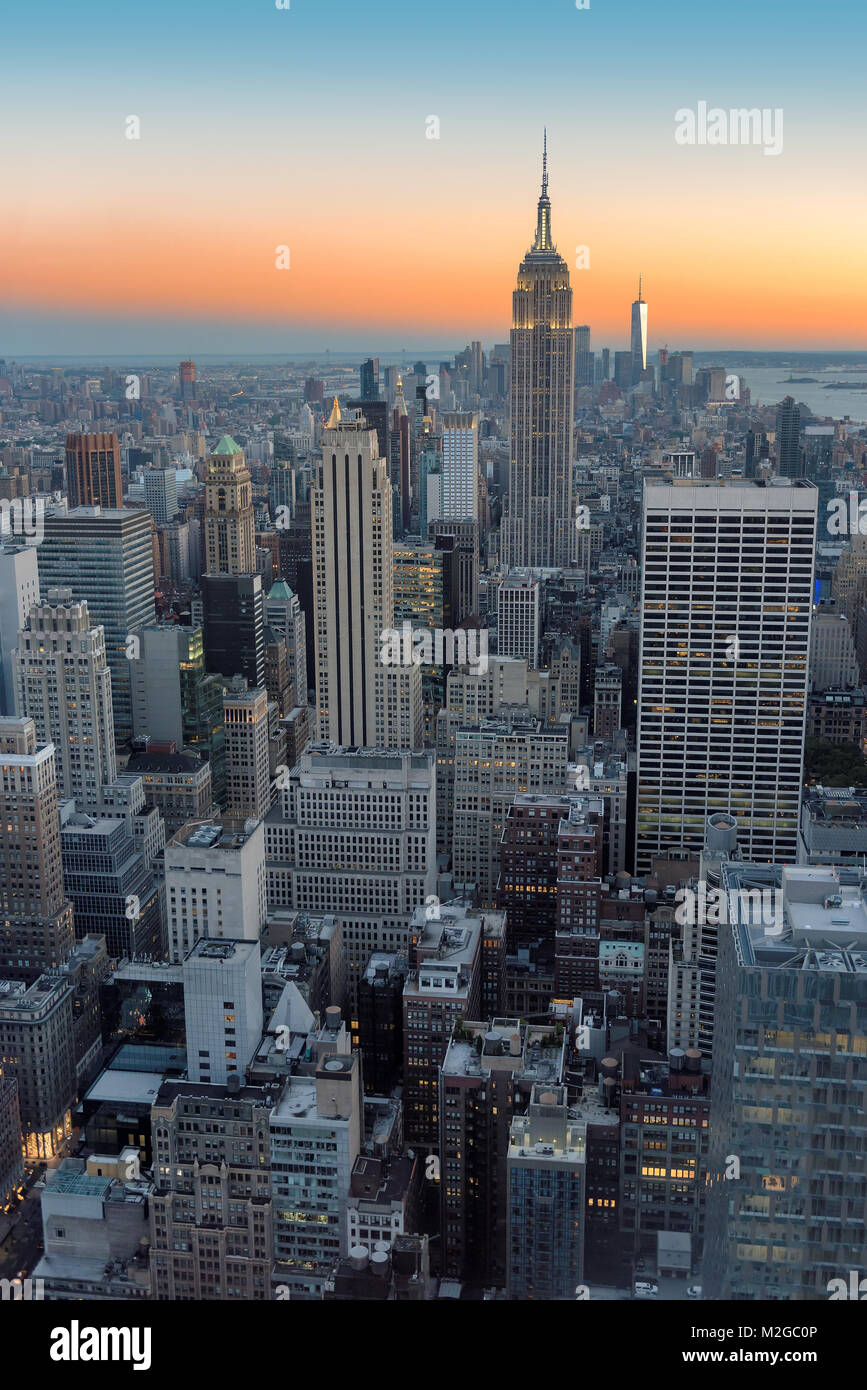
xmin=390 ymin=380 xmax=412 ymax=535
xmin=497 ymin=574 xmax=541 ymax=667
xmin=440 ymin=412 xmax=479 ymax=521
xmin=164 ymin=818 xmax=267 ymax=964
xmin=15 ymin=590 xmax=117 ymax=807
xmin=357 ymin=952 xmax=408 ymax=1096
xmin=402 ymin=902 xmax=485 ymax=1147
xmin=60 ymin=809 xmax=163 ymax=959
xmin=745 ymin=426 xmax=770 ymax=479
xmin=223 ymin=686 xmax=271 ymax=821
xmin=619 ymin=1051 xmax=710 ymax=1263
xmin=265 ymin=579 xmax=307 ymax=710
xmin=264 ymin=746 xmax=436 ymax=1010
xmin=575 ymin=324 xmax=594 ymax=390
xmin=0 ymin=973 xmax=76 ymax=1159
xmin=204 ymin=435 xmax=256 ymax=575
xmin=776 ymin=395 xmax=803 ymax=478
xmin=439 ymin=1019 xmax=565 ymax=1285
xmin=65 ymin=432 xmax=123 ymax=510
xmin=706 ymin=862 xmax=867 ymax=1300
xmin=502 ymin=139 xmax=573 ymax=569
xmin=0 ymin=717 xmax=75 ymax=983
xmin=313 ymin=403 xmax=385 ymax=745
xmin=312 ymin=403 xmax=421 ymax=748
xmin=36 ymin=508 xmax=156 ymax=742
xmin=630 ymin=276 xmax=648 ymax=384
xmin=183 ymin=938 xmax=264 ymax=1087
xmin=0 ymin=544 xmax=39 ymax=716
xmin=129 ymin=623 xmax=226 ymax=802
xmin=507 ymin=1083 xmax=586 ymax=1299
xmin=150 ymin=1077 xmax=278 ymax=1300
xmin=360 ymin=357 xmax=380 ymax=399
xmin=179 ymin=359 xmax=197 ymax=402
xmin=593 ymin=663 xmax=622 ymax=737
xmin=613 ymin=350 xmax=632 ymax=390
xmin=452 ymin=712 xmax=570 ymax=904
xmin=143 ymin=467 xmax=178 ymax=525
xmin=428 ymin=518 xmax=480 ymax=622
xmin=202 ymin=572 xmax=265 ymax=690
xmin=635 ymin=480 xmax=817 ymax=873
xmin=161 ymin=518 xmax=192 ymax=584
xmin=270 ymin=1034 xmax=363 ymax=1300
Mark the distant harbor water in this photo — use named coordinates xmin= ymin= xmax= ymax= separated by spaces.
xmin=725 ymin=366 xmax=867 ymax=424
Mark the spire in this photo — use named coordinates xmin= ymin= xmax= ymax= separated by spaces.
xmin=532 ymin=130 xmax=554 ymax=252
xmin=326 ymin=395 xmax=341 ymax=428
xmin=638 ymin=273 xmax=643 ymax=303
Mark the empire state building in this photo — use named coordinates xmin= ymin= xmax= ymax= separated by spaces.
xmin=502 ymin=136 xmax=574 ymax=570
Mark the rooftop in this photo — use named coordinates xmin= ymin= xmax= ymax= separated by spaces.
xmin=723 ymin=862 xmax=867 ymax=974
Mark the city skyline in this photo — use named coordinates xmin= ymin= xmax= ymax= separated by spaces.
xmin=1 ymin=0 xmax=865 ymax=1329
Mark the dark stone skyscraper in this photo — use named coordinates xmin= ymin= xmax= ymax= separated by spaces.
xmin=776 ymin=395 xmax=803 ymax=477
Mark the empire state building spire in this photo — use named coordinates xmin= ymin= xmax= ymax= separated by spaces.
xmin=533 ymin=129 xmax=554 ymax=252
xmin=503 ymin=136 xmax=574 ymax=570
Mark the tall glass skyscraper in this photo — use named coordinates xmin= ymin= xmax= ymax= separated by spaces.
xmin=630 ymin=276 xmax=648 ymax=384
xmin=502 ymin=136 xmax=574 ymax=570
xmin=706 ymin=861 xmax=867 ymax=1300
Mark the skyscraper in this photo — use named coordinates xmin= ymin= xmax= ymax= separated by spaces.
xmin=179 ymin=359 xmax=197 ymax=402
xmin=706 ymin=861 xmax=867 ymax=1300
xmin=776 ymin=395 xmax=803 ymax=478
xmin=36 ymin=507 xmax=156 ymax=742
xmin=165 ymin=819 xmax=267 ymax=964
xmin=312 ymin=401 xmax=420 ymax=748
xmin=630 ymin=276 xmax=648 ymax=384
xmin=265 ymin=747 xmax=436 ymax=1009
xmin=265 ymin=579 xmax=308 ymax=710
xmin=635 ymin=479 xmax=817 ymax=873
xmin=440 ymin=412 xmax=479 ymax=520
xmin=183 ymin=938 xmax=264 ymax=1086
xmin=0 ymin=543 xmax=39 ymax=716
xmin=0 ymin=717 xmax=75 ymax=983
xmin=143 ymin=466 xmax=178 ymax=525
xmin=0 ymin=974 xmax=75 ymax=1160
xmin=502 ymin=135 xmax=574 ymax=569
xmin=360 ymin=357 xmax=380 ymax=399
xmin=223 ymin=686 xmax=271 ymax=822
xmin=204 ymin=435 xmax=256 ymax=575
xmin=497 ymin=574 xmax=541 ymax=667
xmin=507 ymin=1084 xmax=586 ymax=1299
xmin=202 ymin=572 xmax=265 ymax=690
xmin=15 ymin=589 xmax=117 ymax=806
xmin=574 ymin=324 xmax=594 ymax=390
xmin=150 ymin=1077 xmax=277 ymax=1300
xmin=65 ymin=432 xmax=123 ymax=510
xmin=390 ymin=380 xmax=412 ymax=536
xmin=60 ymin=810 xmax=162 ymax=959
xmin=313 ymin=402 xmax=384 ymax=745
